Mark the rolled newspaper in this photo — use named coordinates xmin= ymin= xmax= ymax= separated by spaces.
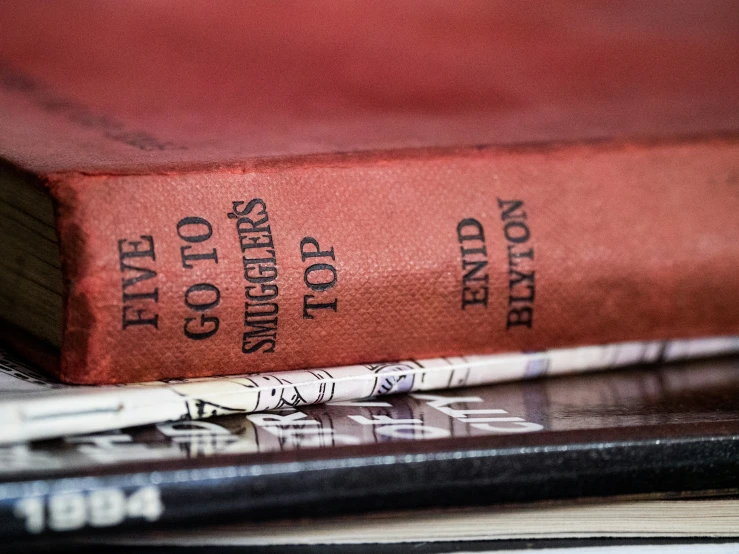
xmin=1 ymin=336 xmax=737 ymax=443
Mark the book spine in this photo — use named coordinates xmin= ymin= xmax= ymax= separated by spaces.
xmin=48 ymin=138 xmax=739 ymax=383
xmin=2 ymin=431 xmax=739 ymax=539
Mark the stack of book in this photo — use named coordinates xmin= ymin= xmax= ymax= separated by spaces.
xmin=1 ymin=1 xmax=738 ymax=551
xmin=4 ymin=350 xmax=739 ymax=553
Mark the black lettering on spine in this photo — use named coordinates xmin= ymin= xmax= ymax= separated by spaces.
xmin=176 ymin=217 xmax=221 ymax=340
xmin=304 ymin=263 xmax=337 ymax=292
xmin=503 ymin=221 xmax=530 ymax=244
xmin=497 ymin=199 xmax=536 ymax=329
xmin=177 ymin=217 xmax=213 ymax=243
xmin=507 ymin=307 xmax=533 ymax=329
xmin=303 ymin=295 xmax=338 ymax=319
xmin=122 ymin=305 xmax=158 ymax=330
xmin=498 ymin=200 xmax=526 ymax=221
xmin=246 ymin=284 xmax=278 ymax=301
xmin=228 ymin=199 xmax=280 ymax=354
xmin=118 ymin=235 xmax=159 ymax=329
xmin=184 ymin=283 xmax=221 ymax=312
xmin=300 ymin=237 xmax=335 ymax=261
xmin=457 ymin=219 xmax=489 ymax=309
xmin=300 ymin=237 xmax=338 ymax=319
xmin=184 ymin=315 xmax=219 ymax=340
xmin=177 ymin=217 xmax=219 ymax=268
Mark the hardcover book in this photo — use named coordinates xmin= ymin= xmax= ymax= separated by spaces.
xmin=2 ymin=355 xmax=739 ymax=540
xmin=15 ymin=500 xmax=739 ymax=552
xmin=1 ymin=2 xmax=738 ymax=383
xmin=65 ymin=499 xmax=739 ymax=549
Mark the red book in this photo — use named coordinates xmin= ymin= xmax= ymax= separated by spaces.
xmin=0 ymin=1 xmax=738 ymax=384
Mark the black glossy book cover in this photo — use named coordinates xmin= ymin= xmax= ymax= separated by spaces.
xmin=2 ymin=356 xmax=739 ymax=540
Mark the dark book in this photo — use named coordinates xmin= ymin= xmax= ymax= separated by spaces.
xmin=3 ymin=356 xmax=739 ymax=540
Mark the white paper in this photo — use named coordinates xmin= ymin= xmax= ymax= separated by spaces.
xmin=1 ymin=336 xmax=737 ymax=444
xmin=77 ymin=498 xmax=739 ymax=546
